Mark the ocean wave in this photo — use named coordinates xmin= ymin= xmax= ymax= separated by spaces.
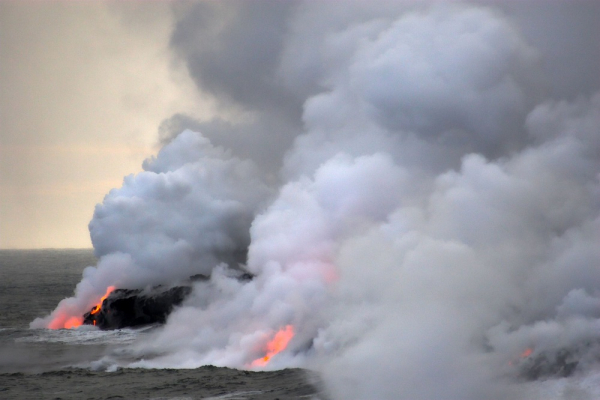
xmin=16 ymin=325 xmax=155 ymax=346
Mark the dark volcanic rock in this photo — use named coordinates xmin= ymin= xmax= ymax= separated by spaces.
xmin=82 ymin=285 xmax=192 ymax=330
xmin=82 ymin=271 xmax=254 ymax=330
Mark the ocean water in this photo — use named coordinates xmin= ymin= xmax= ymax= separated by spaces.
xmin=0 ymin=249 xmax=96 ymax=330
xmin=3 ymin=250 xmax=598 ymax=400
xmin=0 ymin=250 xmax=322 ymax=400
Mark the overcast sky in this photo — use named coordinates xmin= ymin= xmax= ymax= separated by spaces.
xmin=1 ymin=1 xmax=599 ymax=249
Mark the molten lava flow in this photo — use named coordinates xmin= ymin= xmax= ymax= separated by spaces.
xmin=251 ymin=325 xmax=295 ymax=367
xmin=48 ymin=285 xmax=116 ymax=329
xmin=90 ymin=286 xmax=116 ymax=315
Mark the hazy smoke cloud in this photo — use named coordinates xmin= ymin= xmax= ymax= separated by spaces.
xmin=32 ymin=130 xmax=271 ymax=328
xmin=162 ymin=1 xmax=304 ymax=175
xmin=36 ymin=2 xmax=600 ymax=399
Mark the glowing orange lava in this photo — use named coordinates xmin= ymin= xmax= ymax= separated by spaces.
xmin=251 ymin=325 xmax=295 ymax=367
xmin=90 ymin=286 xmax=115 ymax=315
xmin=64 ymin=316 xmax=82 ymax=329
xmin=48 ymin=286 xmax=115 ymax=330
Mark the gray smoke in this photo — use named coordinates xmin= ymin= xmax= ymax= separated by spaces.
xmin=34 ymin=2 xmax=600 ymax=399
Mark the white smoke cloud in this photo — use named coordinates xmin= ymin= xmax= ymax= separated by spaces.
xmin=35 ymin=2 xmax=600 ymax=399
xmin=32 ymin=130 xmax=270 ymax=329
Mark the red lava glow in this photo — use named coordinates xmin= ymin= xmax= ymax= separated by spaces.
xmin=47 ymin=311 xmax=83 ymax=330
xmin=509 ymin=347 xmax=534 ymax=366
xmin=48 ymin=286 xmax=115 ymax=330
xmin=64 ymin=316 xmax=82 ymax=329
xmin=251 ymin=325 xmax=295 ymax=367
xmin=521 ymin=348 xmax=533 ymax=358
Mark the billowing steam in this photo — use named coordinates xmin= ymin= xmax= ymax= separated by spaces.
xmin=33 ymin=3 xmax=600 ymax=399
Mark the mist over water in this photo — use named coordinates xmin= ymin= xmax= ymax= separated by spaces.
xmin=28 ymin=2 xmax=600 ymax=399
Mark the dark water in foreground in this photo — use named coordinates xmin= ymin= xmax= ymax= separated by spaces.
xmin=0 ymin=250 xmax=323 ymax=400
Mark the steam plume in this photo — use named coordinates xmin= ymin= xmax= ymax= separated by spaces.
xmin=34 ymin=3 xmax=600 ymax=399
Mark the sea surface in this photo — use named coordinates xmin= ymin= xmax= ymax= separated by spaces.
xmin=0 ymin=249 xmax=323 ymax=400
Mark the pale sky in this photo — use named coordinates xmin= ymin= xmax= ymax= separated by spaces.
xmin=1 ymin=1 xmax=598 ymax=249
xmin=0 ymin=2 xmax=212 ymax=248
